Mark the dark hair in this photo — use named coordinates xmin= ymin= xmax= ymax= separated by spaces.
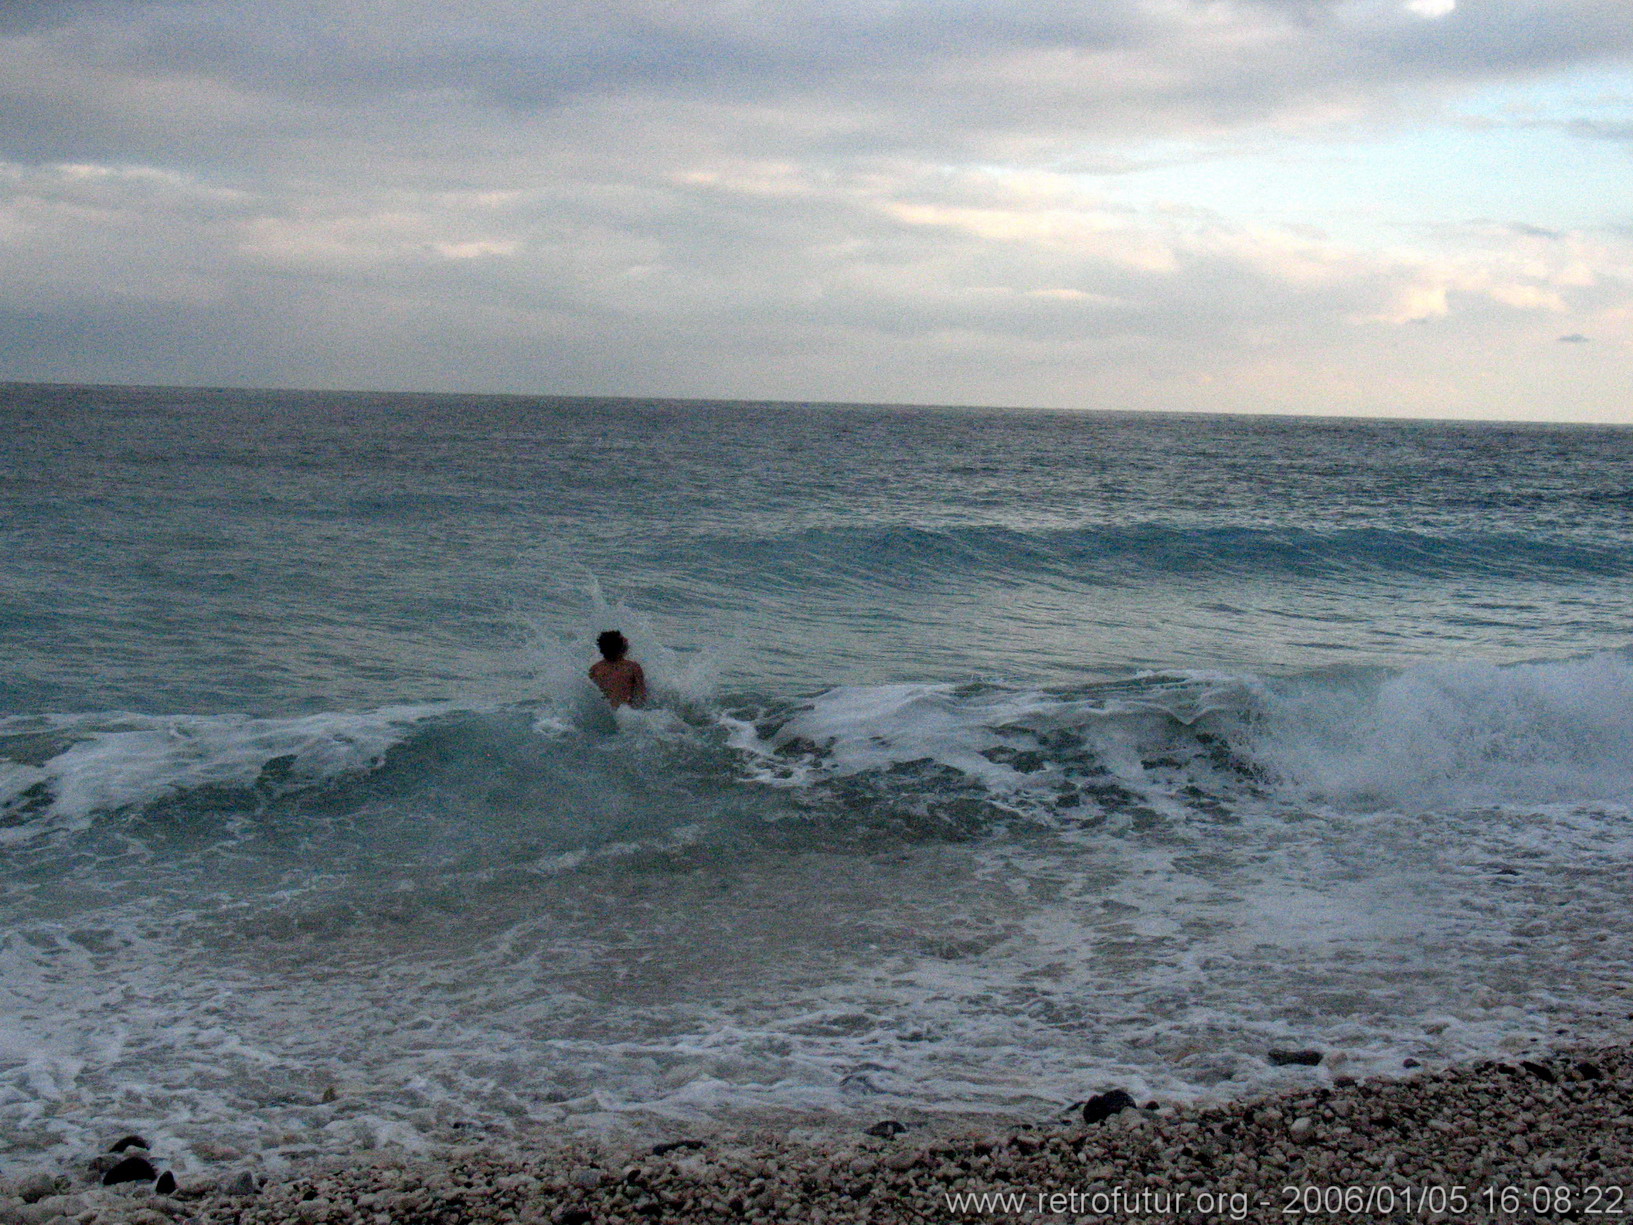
xmin=596 ymin=630 xmax=628 ymax=660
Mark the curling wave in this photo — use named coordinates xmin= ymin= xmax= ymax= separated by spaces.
xmin=6 ymin=649 xmax=1631 ymax=860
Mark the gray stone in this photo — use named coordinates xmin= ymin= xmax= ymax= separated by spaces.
xmin=10 ymin=1180 xmax=51 ymax=1208
xmin=224 ymin=1171 xmax=260 ymax=1197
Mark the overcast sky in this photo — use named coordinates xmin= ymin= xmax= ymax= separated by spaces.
xmin=2 ymin=0 xmax=1630 ymax=420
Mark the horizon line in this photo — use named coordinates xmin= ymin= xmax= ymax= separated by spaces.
xmin=2 ymin=377 xmax=1625 ymax=431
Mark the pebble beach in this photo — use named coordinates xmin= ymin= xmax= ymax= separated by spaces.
xmin=6 ymin=1044 xmax=1630 ymax=1225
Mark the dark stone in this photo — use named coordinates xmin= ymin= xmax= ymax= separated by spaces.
xmin=650 ymin=1139 xmax=706 ymax=1156
xmin=557 ymin=1212 xmax=593 ymax=1225
xmin=1143 ymin=1100 xmax=1159 ymax=1111
xmin=103 ymin=1156 xmax=157 ymax=1186
xmin=1578 ymin=1061 xmax=1605 ymax=1081
xmin=865 ymin=1120 xmax=907 ymax=1138
xmin=1081 ymin=1089 xmax=1136 ymax=1125
xmin=1267 ymin=1049 xmax=1323 ymax=1067
xmin=225 ymin=1171 xmax=260 ymax=1197
xmin=1521 ymin=1060 xmax=1557 ymax=1083
xmin=1402 ymin=1058 xmax=1421 ymax=1069
xmin=109 ymin=1135 xmax=151 ymax=1153
xmin=154 ymin=1171 xmax=177 ymax=1195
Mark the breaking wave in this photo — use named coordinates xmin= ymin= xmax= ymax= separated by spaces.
xmin=6 ymin=650 xmax=1631 ymax=858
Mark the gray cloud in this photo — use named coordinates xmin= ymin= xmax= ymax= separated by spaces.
xmin=7 ymin=0 xmax=1631 ymax=166
xmin=1569 ymin=118 xmax=1633 ymax=142
xmin=0 ymin=0 xmax=111 ymax=36
xmin=0 ymin=0 xmax=1629 ymax=418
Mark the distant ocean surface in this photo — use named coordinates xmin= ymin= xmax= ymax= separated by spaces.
xmin=4 ymin=383 xmax=1633 ymax=1170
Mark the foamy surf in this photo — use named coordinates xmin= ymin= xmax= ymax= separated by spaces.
xmin=3 ymin=652 xmax=1632 ymax=1169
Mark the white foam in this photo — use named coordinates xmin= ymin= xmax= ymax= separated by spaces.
xmin=0 ymin=705 xmax=452 ymax=828
xmin=6 ymin=656 xmax=1633 ymax=1170
xmin=519 ymin=578 xmax=728 ymax=720
xmin=4 ymin=793 xmax=1630 ymax=1171
xmin=1253 ymin=652 xmax=1633 ymax=810
xmin=729 ymin=654 xmax=1633 ymax=819
xmin=754 ymin=682 xmax=1139 ymax=803
xmin=779 ymin=684 xmax=1032 ymax=783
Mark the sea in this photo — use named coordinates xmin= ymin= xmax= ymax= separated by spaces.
xmin=3 ymin=382 xmax=1632 ymax=1172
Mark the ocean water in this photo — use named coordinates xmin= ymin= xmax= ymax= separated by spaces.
xmin=3 ymin=382 xmax=1633 ymax=1171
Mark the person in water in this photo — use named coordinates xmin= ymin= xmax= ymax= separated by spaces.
xmin=589 ymin=630 xmax=647 ymax=708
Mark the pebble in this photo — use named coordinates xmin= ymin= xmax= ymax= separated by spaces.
xmin=100 ymin=1158 xmax=156 ymax=1188
xmin=10 ymin=1177 xmax=60 ymax=1205
xmin=4 ymin=1045 xmax=1630 ymax=1224
xmin=1081 ymin=1088 xmax=1136 ymax=1124
xmin=223 ymin=1171 xmax=259 ymax=1197
xmin=1267 ymin=1048 xmax=1324 ymax=1066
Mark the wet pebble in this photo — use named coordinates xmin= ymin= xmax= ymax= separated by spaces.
xmin=20 ymin=1044 xmax=1632 ymax=1225
xmin=1081 ymin=1088 xmax=1137 ymax=1125
xmin=102 ymin=1157 xmax=157 ymax=1187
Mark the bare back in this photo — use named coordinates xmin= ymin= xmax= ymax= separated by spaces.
xmin=589 ymin=658 xmax=647 ymax=708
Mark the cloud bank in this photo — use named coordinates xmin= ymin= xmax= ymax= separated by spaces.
xmin=1 ymin=0 xmax=1630 ymax=419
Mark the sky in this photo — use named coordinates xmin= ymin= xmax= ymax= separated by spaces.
xmin=1 ymin=0 xmax=1631 ymax=421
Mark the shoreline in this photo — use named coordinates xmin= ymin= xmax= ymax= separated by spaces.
xmin=5 ymin=1044 xmax=1630 ymax=1224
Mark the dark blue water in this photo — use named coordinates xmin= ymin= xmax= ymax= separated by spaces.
xmin=3 ymin=382 xmax=1632 ymax=1172
xmin=5 ymin=382 xmax=1632 ymax=714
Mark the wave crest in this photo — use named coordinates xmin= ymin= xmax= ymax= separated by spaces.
xmin=5 ymin=650 xmax=1631 ymax=853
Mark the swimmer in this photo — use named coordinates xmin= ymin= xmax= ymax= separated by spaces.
xmin=589 ymin=630 xmax=647 ymax=708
